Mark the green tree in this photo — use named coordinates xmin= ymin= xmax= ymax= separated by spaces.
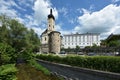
xmin=25 ymin=29 xmax=40 ymax=52
xmin=0 ymin=15 xmax=40 ymax=62
xmin=108 ymin=40 xmax=120 ymax=47
xmin=75 ymin=45 xmax=80 ymax=54
xmin=67 ymin=47 xmax=71 ymax=53
xmin=92 ymin=43 xmax=97 ymax=47
xmin=0 ymin=43 xmax=15 ymax=64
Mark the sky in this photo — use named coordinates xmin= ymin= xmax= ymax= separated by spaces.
xmin=0 ymin=0 xmax=120 ymax=39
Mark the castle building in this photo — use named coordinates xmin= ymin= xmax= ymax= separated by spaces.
xmin=41 ymin=9 xmax=61 ymax=54
xmin=62 ymin=33 xmax=100 ymax=49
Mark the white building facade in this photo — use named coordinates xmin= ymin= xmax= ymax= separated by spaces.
xmin=62 ymin=33 xmax=100 ymax=48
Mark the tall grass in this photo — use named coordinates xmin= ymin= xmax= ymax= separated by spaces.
xmin=28 ymin=59 xmax=50 ymax=75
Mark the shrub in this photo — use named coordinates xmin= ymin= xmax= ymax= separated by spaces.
xmin=0 ymin=64 xmax=17 ymax=80
xmin=0 ymin=43 xmax=16 ymax=64
xmin=36 ymin=54 xmax=120 ymax=73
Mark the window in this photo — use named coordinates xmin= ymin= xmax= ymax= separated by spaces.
xmin=72 ymin=36 xmax=73 ymax=42
xmin=83 ymin=36 xmax=85 ymax=42
xmin=68 ymin=43 xmax=70 ymax=45
xmin=45 ymin=37 xmax=46 ymax=41
xmin=68 ymin=36 xmax=70 ymax=42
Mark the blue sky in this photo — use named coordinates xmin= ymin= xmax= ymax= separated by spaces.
xmin=0 ymin=0 xmax=120 ymax=39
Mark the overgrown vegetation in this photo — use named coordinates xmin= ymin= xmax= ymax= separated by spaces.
xmin=36 ymin=54 xmax=120 ymax=73
xmin=0 ymin=64 xmax=17 ymax=80
xmin=28 ymin=59 xmax=50 ymax=75
xmin=16 ymin=64 xmax=60 ymax=80
xmin=0 ymin=15 xmax=40 ymax=80
xmin=0 ymin=15 xmax=40 ymax=60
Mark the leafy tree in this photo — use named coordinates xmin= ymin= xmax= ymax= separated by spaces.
xmin=75 ymin=45 xmax=80 ymax=54
xmin=92 ymin=43 xmax=97 ymax=47
xmin=66 ymin=47 xmax=71 ymax=53
xmin=25 ymin=29 xmax=40 ymax=52
xmin=0 ymin=15 xmax=40 ymax=62
xmin=0 ymin=43 xmax=15 ymax=64
xmin=61 ymin=47 xmax=65 ymax=52
xmin=108 ymin=40 xmax=120 ymax=47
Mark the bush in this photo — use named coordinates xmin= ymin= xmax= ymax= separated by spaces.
xmin=36 ymin=54 xmax=120 ymax=73
xmin=0 ymin=43 xmax=16 ymax=64
xmin=0 ymin=64 xmax=17 ymax=80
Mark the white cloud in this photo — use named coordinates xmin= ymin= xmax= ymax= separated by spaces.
xmin=31 ymin=27 xmax=45 ymax=36
xmin=77 ymin=8 xmax=83 ymax=14
xmin=17 ymin=0 xmax=34 ymax=8
xmin=68 ymin=19 xmax=74 ymax=24
xmin=74 ymin=26 xmax=81 ymax=31
xmin=9 ymin=0 xmax=26 ymax=11
xmin=33 ymin=0 xmax=58 ymax=25
xmin=112 ymin=0 xmax=120 ymax=3
xmin=81 ymin=8 xmax=91 ymax=14
xmin=55 ymin=24 xmax=76 ymax=35
xmin=55 ymin=24 xmax=62 ymax=31
xmin=58 ymin=7 xmax=68 ymax=16
xmin=89 ymin=4 xmax=95 ymax=11
xmin=0 ymin=0 xmax=58 ymax=36
xmin=75 ymin=4 xmax=120 ymax=39
xmin=0 ymin=0 xmax=18 ymax=17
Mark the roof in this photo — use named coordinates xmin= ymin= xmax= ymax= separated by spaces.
xmin=48 ymin=9 xmax=55 ymax=20
xmin=63 ymin=32 xmax=100 ymax=36
xmin=41 ymin=29 xmax=48 ymax=35
xmin=48 ymin=31 xmax=61 ymax=35
xmin=107 ymin=34 xmax=120 ymax=41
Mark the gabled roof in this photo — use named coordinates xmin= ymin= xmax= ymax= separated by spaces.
xmin=41 ymin=29 xmax=48 ymax=35
xmin=107 ymin=34 xmax=120 ymax=41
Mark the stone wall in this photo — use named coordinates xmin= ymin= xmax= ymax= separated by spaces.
xmin=49 ymin=31 xmax=61 ymax=54
xmin=41 ymin=44 xmax=49 ymax=53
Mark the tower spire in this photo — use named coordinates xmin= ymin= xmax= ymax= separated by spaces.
xmin=50 ymin=9 xmax=52 ymax=14
xmin=48 ymin=9 xmax=55 ymax=20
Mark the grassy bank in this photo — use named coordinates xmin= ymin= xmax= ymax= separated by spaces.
xmin=16 ymin=63 xmax=60 ymax=80
xmin=28 ymin=59 xmax=50 ymax=75
xmin=36 ymin=54 xmax=120 ymax=73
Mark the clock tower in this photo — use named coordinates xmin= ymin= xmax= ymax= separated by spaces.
xmin=47 ymin=9 xmax=55 ymax=31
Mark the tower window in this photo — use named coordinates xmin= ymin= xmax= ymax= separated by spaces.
xmin=45 ymin=37 xmax=46 ymax=41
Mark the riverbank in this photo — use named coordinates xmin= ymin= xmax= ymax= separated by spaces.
xmin=16 ymin=63 xmax=60 ymax=80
